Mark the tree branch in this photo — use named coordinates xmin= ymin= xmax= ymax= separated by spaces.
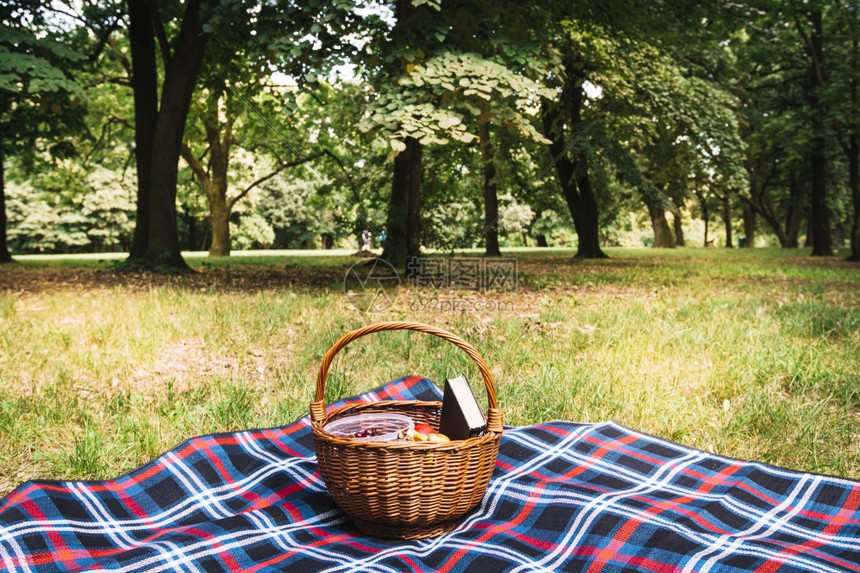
xmin=794 ymin=12 xmax=827 ymax=88
xmin=83 ymin=117 xmax=133 ymax=166
xmin=228 ymin=151 xmax=325 ymax=210
xmin=143 ymin=0 xmax=172 ymax=66
xmin=181 ymin=142 xmax=209 ymax=184
xmin=737 ymin=193 xmax=769 ymax=221
xmin=122 ymin=146 xmax=135 ymax=181
xmin=87 ymin=19 xmax=122 ymax=63
xmin=321 ymin=149 xmax=361 ymax=203
xmin=107 ymin=77 xmax=133 ymax=87
xmin=106 ymin=36 xmax=133 ymax=80
xmin=222 ymin=111 xmax=234 ymax=159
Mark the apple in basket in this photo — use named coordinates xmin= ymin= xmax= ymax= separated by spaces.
xmin=404 ymin=423 xmax=450 ymax=442
xmin=415 ymin=423 xmax=434 ymax=436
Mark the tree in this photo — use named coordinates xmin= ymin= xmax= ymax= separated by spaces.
xmin=537 ymin=6 xmax=745 ymax=255
xmin=359 ymin=1 xmax=552 ymax=266
xmin=372 ymin=0 xmax=431 ymax=268
xmin=384 ymin=50 xmax=550 ymax=256
xmin=735 ymin=0 xmax=859 ymax=256
xmin=529 ymin=1 xmax=746 ymax=257
xmin=121 ymin=0 xmax=214 ymax=271
xmin=828 ymin=0 xmax=860 ymax=260
xmin=539 ymin=41 xmax=607 ymax=257
xmin=799 ymin=8 xmax=833 ymax=256
xmin=180 ymin=88 xmax=326 ymax=256
xmin=478 ymin=120 xmax=500 ymax=255
xmin=0 ymin=4 xmax=84 ymax=263
xmin=178 ymin=1 xmax=366 ymax=257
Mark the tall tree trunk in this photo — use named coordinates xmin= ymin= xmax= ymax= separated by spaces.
xmin=721 ymin=193 xmax=733 ymax=248
xmin=0 ymin=153 xmax=12 ymax=263
xmin=785 ymin=174 xmax=805 ymax=248
xmin=850 ymin=136 xmax=860 ymax=261
xmin=541 ymin=102 xmax=607 ymax=259
xmin=695 ymin=190 xmax=711 ymax=246
xmin=125 ymin=0 xmax=209 ymax=271
xmin=671 ymin=200 xmax=685 ymax=247
xmin=646 ymin=200 xmax=675 ymax=248
xmin=806 ymin=9 xmax=832 ymax=256
xmin=126 ymin=0 xmax=157 ymax=262
xmin=847 ymin=25 xmax=860 ymax=261
xmin=405 ymin=138 xmax=423 ymax=262
xmin=534 ymin=209 xmax=548 ymax=246
xmin=478 ymin=120 xmax=500 ymax=257
xmin=181 ymin=143 xmax=227 ymax=255
xmin=809 ymin=144 xmax=831 ymax=255
xmin=539 ymin=48 xmax=608 ymax=259
xmin=383 ymin=136 xmax=423 ymax=268
xmin=203 ymin=104 xmax=232 ymax=257
xmin=382 ymin=0 xmax=425 ymax=270
xmin=673 ymin=215 xmax=685 ymax=247
xmin=741 ymin=200 xmax=756 ymax=247
xmin=570 ymin=158 xmax=606 ymax=258
xmin=541 ymin=70 xmax=609 ymax=259
xmin=833 ymin=221 xmax=845 ymax=246
xmin=207 ymin=182 xmax=230 ymax=257
xmin=182 ymin=105 xmax=233 ymax=258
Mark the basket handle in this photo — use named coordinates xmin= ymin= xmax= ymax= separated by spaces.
xmin=310 ymin=322 xmax=502 ymax=433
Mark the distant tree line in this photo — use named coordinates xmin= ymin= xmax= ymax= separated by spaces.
xmin=1 ymin=0 xmax=858 ymax=267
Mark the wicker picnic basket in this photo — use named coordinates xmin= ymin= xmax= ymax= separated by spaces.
xmin=310 ymin=322 xmax=503 ymax=539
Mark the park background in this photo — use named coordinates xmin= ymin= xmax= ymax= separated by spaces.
xmin=1 ymin=1 xmax=859 ymax=496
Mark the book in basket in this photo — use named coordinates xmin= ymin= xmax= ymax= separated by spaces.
xmin=438 ymin=374 xmax=487 ymax=440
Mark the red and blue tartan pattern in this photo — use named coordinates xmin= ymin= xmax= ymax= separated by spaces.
xmin=1 ymin=376 xmax=859 ymax=572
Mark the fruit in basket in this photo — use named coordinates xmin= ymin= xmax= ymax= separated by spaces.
xmin=324 ymin=413 xmax=414 ymax=441
xmin=414 ymin=423 xmax=434 ymax=436
xmin=427 ymin=433 xmax=450 ymax=442
xmin=350 ymin=427 xmax=385 ymax=438
xmin=404 ymin=429 xmax=427 ymax=441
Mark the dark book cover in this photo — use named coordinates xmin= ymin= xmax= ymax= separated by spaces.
xmin=438 ymin=374 xmax=487 ymax=440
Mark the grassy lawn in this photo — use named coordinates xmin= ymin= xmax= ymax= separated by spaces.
xmin=1 ymin=247 xmax=858 ymax=496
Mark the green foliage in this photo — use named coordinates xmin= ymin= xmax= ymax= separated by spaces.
xmin=231 ymin=212 xmax=275 ymax=250
xmin=0 ymin=25 xmax=83 ymax=98
xmin=497 ymin=194 xmax=533 ymax=236
xmin=360 ymin=51 xmax=553 ymax=157
xmin=257 ymin=176 xmax=343 ymax=249
xmin=423 ymin=198 xmax=482 ymax=251
xmin=6 ymin=166 xmax=135 ymax=253
xmin=2 ymin=0 xmax=857 ymax=261
xmin=6 ymin=182 xmax=88 ymax=253
xmin=531 ymin=209 xmax=578 ymax=247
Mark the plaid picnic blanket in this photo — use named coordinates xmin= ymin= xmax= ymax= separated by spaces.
xmin=1 ymin=376 xmax=859 ymax=572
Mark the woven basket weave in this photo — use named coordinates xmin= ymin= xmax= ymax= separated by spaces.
xmin=310 ymin=322 xmax=503 ymax=539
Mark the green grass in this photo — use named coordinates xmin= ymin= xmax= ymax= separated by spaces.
xmin=1 ymin=247 xmax=858 ymax=496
